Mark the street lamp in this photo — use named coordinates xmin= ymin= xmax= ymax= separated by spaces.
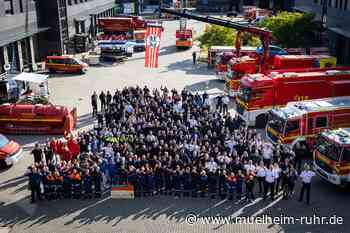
xmin=321 ymin=0 xmax=328 ymax=29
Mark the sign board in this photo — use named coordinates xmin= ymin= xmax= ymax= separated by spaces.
xmin=111 ymin=184 xmax=134 ymax=199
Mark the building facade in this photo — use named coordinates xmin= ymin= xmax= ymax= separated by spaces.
xmin=0 ymin=0 xmax=47 ymax=73
xmin=0 ymin=0 xmax=118 ymax=74
xmin=294 ymin=0 xmax=350 ymax=65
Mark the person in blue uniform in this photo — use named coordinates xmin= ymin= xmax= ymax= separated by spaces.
xmin=83 ymin=170 xmax=93 ymax=199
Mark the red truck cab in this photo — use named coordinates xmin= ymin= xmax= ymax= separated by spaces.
xmin=236 ymin=68 xmax=350 ymax=127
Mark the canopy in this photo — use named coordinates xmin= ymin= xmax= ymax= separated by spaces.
xmin=12 ymin=72 xmax=48 ymax=84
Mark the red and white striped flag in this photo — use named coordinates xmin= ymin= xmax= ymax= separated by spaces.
xmin=145 ymin=26 xmax=163 ymax=68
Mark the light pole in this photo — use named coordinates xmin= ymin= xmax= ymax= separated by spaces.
xmin=321 ymin=0 xmax=328 ymax=29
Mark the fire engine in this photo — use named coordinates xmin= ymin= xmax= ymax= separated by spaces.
xmin=0 ymin=103 xmax=77 ymax=135
xmin=314 ymin=128 xmax=350 ymax=187
xmin=225 ymin=54 xmax=337 ymax=96
xmin=266 ymin=96 xmax=350 ymax=149
xmin=175 ymin=19 xmax=193 ymax=49
xmin=215 ymin=47 xmax=257 ymax=80
xmin=236 ymin=68 xmax=350 ymax=127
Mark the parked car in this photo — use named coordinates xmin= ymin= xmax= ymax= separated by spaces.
xmin=0 ymin=134 xmax=22 ymax=167
xmin=45 ymin=55 xmax=89 ymax=74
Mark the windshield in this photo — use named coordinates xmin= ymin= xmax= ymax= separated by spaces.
xmin=285 ymin=120 xmax=300 ymax=134
xmin=341 ymin=148 xmax=350 ymax=163
xmin=316 ymin=136 xmax=341 ymax=162
xmin=0 ymin=134 xmax=9 ymax=148
xmin=267 ymin=111 xmax=285 ymax=134
xmin=237 ymin=86 xmax=251 ymax=102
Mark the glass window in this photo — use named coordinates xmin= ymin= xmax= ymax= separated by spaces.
xmin=286 ymin=120 xmax=299 ymax=133
xmin=4 ymin=0 xmax=14 ymax=15
xmin=342 ymin=148 xmax=350 ymax=162
xmin=0 ymin=134 xmax=9 ymax=148
xmin=316 ymin=116 xmax=328 ymax=128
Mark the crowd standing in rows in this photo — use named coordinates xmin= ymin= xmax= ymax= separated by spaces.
xmin=27 ymin=86 xmax=315 ymax=205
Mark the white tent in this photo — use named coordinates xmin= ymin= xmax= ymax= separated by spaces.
xmin=11 ymin=72 xmax=49 ymax=97
xmin=12 ymin=72 xmax=48 ymax=83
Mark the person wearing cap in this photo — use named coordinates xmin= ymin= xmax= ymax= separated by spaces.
xmin=298 ymin=164 xmax=315 ymax=205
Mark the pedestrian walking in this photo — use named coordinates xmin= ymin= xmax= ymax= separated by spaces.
xmin=298 ymin=164 xmax=315 ymax=205
xmin=192 ymin=51 xmax=197 ymax=65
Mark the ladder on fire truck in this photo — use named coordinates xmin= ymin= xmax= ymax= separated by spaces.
xmin=160 ymin=8 xmax=271 ymax=73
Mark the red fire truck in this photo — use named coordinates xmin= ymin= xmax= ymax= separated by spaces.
xmin=0 ymin=103 xmax=77 ymax=135
xmin=225 ymin=54 xmax=337 ymax=96
xmin=215 ymin=47 xmax=257 ymax=80
xmin=236 ymin=68 xmax=350 ymax=127
xmin=314 ymin=128 xmax=350 ymax=187
xmin=266 ymin=96 xmax=350 ymax=149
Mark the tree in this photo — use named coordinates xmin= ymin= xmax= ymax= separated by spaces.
xmin=196 ymin=25 xmax=261 ymax=49
xmin=258 ymin=12 xmax=317 ymax=48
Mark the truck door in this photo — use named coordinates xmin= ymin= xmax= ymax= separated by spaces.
xmin=312 ymin=115 xmax=329 ymax=136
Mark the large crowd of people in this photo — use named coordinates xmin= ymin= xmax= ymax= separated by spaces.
xmin=27 ymin=85 xmax=314 ymax=204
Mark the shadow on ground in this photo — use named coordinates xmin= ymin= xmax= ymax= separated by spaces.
xmin=162 ymin=59 xmax=215 ymax=76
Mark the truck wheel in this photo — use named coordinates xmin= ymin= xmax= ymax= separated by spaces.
xmin=0 ymin=159 xmax=7 ymax=169
xmin=255 ymin=114 xmax=268 ymax=128
xmin=48 ymin=68 xmax=55 ymax=74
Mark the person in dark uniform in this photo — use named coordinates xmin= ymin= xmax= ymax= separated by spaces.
xmin=54 ymin=170 xmax=64 ymax=199
xmin=199 ymin=170 xmax=208 ymax=198
xmin=31 ymin=144 xmax=43 ymax=164
xmin=106 ymin=90 xmax=112 ymax=110
xmin=218 ymin=169 xmax=227 ymax=199
xmin=92 ymin=167 xmax=102 ymax=198
xmin=172 ymin=166 xmax=183 ymax=197
xmin=191 ymin=167 xmax=199 ymax=197
xmin=28 ymin=167 xmax=42 ymax=203
xmin=236 ymin=170 xmax=244 ymax=200
xmin=154 ymin=162 xmax=164 ymax=195
xmin=182 ymin=167 xmax=192 ymax=197
xmin=208 ymin=171 xmax=218 ymax=199
xmin=192 ymin=51 xmax=197 ymax=65
xmin=99 ymin=91 xmax=106 ymax=112
xmin=91 ymin=91 xmax=98 ymax=116
xmin=83 ymin=170 xmax=93 ymax=199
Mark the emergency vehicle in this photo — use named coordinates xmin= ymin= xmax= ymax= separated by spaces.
xmin=266 ymin=96 xmax=350 ymax=148
xmin=215 ymin=47 xmax=257 ymax=80
xmin=0 ymin=103 xmax=77 ymax=135
xmin=45 ymin=55 xmax=88 ymax=74
xmin=176 ymin=29 xmax=193 ymax=48
xmin=314 ymin=128 xmax=350 ymax=188
xmin=236 ymin=68 xmax=350 ymax=127
xmin=225 ymin=54 xmax=337 ymax=96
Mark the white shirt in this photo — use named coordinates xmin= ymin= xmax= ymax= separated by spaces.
xmin=263 ymin=144 xmax=273 ymax=159
xmin=300 ymin=170 xmax=315 ymax=183
xmin=256 ymin=166 xmax=266 ymax=177
xmin=244 ymin=164 xmax=256 ymax=173
xmin=265 ymin=170 xmax=276 ymax=183
xmin=206 ymin=161 xmax=218 ymax=173
xmin=222 ymin=96 xmax=229 ymax=105
xmin=273 ymin=167 xmax=281 ymax=179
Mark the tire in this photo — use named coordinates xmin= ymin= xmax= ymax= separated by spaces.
xmin=0 ymin=159 xmax=7 ymax=169
xmin=49 ymin=68 xmax=55 ymax=74
xmin=255 ymin=114 xmax=268 ymax=128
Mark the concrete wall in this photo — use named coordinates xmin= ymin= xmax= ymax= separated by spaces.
xmin=0 ymin=0 xmax=38 ymax=33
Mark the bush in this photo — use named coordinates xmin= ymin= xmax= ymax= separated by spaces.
xmin=196 ymin=25 xmax=261 ymax=49
xmin=258 ymin=12 xmax=317 ymax=48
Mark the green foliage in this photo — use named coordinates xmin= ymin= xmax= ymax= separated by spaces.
xmin=196 ymin=25 xmax=261 ymax=49
xmin=258 ymin=12 xmax=317 ymax=48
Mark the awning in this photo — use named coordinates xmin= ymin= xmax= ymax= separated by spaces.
xmin=12 ymin=72 xmax=48 ymax=84
xmin=328 ymin=27 xmax=350 ymax=39
xmin=0 ymin=26 xmax=50 ymax=47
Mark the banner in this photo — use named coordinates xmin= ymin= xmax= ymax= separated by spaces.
xmin=145 ymin=26 xmax=163 ymax=68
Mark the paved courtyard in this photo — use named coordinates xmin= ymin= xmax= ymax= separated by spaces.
xmin=0 ymin=20 xmax=349 ymax=233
